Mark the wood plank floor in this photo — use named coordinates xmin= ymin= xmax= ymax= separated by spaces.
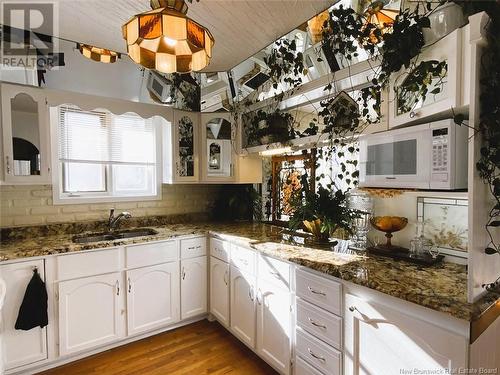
xmin=38 ymin=320 xmax=278 ymax=375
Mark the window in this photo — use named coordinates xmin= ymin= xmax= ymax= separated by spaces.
xmin=54 ymin=106 xmax=159 ymax=203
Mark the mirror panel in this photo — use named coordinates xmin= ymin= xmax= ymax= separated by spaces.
xmin=10 ymin=93 xmax=41 ymax=176
xmin=178 ymin=116 xmax=195 ymax=177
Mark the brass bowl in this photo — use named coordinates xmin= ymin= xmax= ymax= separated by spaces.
xmin=370 ymin=216 xmax=408 ymax=249
xmin=370 ymin=216 xmax=408 ymax=233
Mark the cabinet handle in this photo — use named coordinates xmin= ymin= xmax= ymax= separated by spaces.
xmin=256 ymin=288 xmax=262 ymax=305
xmin=128 ymin=277 xmax=132 ymax=293
xmin=188 ymin=246 xmax=196 ymax=250
xmin=308 ymin=286 xmax=326 ymax=296
xmin=248 ymin=286 xmax=254 ymax=301
xmin=308 ymin=317 xmax=327 ymax=329
xmin=116 ymin=281 xmax=120 ymax=296
xmin=270 ymin=271 xmax=280 ymax=279
xmin=223 ymin=270 xmax=228 ymax=286
xmin=308 ymin=348 xmax=326 ymax=362
xmin=182 ymin=267 xmax=186 ymax=280
xmin=349 ymin=306 xmax=358 ymax=313
xmin=5 ymin=156 xmax=11 ymax=174
xmin=239 ymin=258 xmax=248 ymax=266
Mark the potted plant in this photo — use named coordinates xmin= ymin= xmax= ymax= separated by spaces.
xmin=289 ymin=175 xmax=359 ymax=243
xmin=248 ymin=110 xmax=294 ymax=146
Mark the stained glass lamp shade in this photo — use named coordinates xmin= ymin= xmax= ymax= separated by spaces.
xmin=122 ymin=0 xmax=214 ymax=73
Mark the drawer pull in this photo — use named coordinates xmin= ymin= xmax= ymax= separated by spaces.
xmin=182 ymin=267 xmax=186 ymax=280
xmin=223 ymin=270 xmax=228 ymax=286
xmin=270 ymin=271 xmax=281 ymax=278
xmin=188 ymin=246 xmax=196 ymax=250
xmin=128 ymin=277 xmax=132 ymax=293
xmin=308 ymin=348 xmax=326 ymax=362
xmin=308 ymin=317 xmax=327 ymax=329
xmin=349 ymin=306 xmax=359 ymax=313
xmin=115 ymin=280 xmax=120 ymax=296
xmin=308 ymin=286 xmax=326 ymax=296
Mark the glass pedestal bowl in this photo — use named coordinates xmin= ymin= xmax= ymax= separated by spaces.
xmin=369 ymin=216 xmax=409 ymax=253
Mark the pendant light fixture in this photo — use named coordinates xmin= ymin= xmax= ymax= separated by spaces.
xmin=362 ymin=0 xmax=399 ymax=43
xmin=78 ymin=43 xmax=119 ymax=63
xmin=307 ymin=10 xmax=330 ymax=44
xmin=122 ymin=0 xmax=215 ymax=73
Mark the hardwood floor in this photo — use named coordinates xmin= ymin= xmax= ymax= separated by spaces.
xmin=38 ymin=320 xmax=278 ymax=375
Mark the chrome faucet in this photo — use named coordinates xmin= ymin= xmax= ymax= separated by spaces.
xmin=108 ymin=209 xmax=132 ymax=231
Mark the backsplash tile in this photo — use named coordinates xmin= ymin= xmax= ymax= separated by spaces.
xmin=0 ymin=184 xmax=220 ymax=227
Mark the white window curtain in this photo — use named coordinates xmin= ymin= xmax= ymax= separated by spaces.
xmin=57 ymin=106 xmax=157 ymax=197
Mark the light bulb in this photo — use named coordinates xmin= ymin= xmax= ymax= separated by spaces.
xmin=164 ymin=37 xmax=177 ymax=47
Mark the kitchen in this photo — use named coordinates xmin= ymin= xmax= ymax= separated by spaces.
xmin=0 ymin=0 xmax=499 ymax=374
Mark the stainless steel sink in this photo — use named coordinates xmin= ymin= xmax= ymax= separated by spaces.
xmin=73 ymin=228 xmax=158 ymax=244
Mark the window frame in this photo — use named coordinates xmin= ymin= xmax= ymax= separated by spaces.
xmin=50 ymin=106 xmax=162 ymax=205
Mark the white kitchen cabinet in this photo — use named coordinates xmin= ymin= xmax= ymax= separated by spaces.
xmin=1 ymin=83 xmax=51 ymax=184
xmin=0 ymin=260 xmax=48 ymax=370
xmin=256 ymin=281 xmax=291 ymax=375
xmin=126 ymin=262 xmax=180 ymax=336
xmin=163 ymin=110 xmax=200 ymax=183
xmin=58 ymin=272 xmax=125 ymax=356
xmin=209 ymin=256 xmax=230 ymax=327
xmin=344 ymin=293 xmax=468 ymax=375
xmin=181 ymin=256 xmax=207 ymax=320
xmin=388 ymin=28 xmax=465 ymax=128
xmin=201 ymin=113 xmax=235 ymax=182
xmin=230 ymin=265 xmax=256 ymax=348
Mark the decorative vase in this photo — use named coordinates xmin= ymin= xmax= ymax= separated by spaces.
xmin=423 ymin=2 xmax=466 ymax=45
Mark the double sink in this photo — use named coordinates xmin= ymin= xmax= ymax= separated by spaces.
xmin=72 ymin=228 xmax=158 ymax=244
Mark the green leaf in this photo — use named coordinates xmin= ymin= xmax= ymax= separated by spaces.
xmin=485 ymin=247 xmax=498 ymax=255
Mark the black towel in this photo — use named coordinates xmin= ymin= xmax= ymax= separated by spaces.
xmin=15 ymin=268 xmax=48 ymax=330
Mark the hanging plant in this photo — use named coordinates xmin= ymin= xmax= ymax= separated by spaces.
xmin=246 ymin=109 xmax=295 ymax=146
xmin=264 ymin=38 xmax=307 ymax=89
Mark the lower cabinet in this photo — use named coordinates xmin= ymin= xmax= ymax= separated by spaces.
xmin=58 ymin=272 xmax=125 ymax=356
xmin=126 ymin=262 xmax=180 ymax=336
xmin=181 ymin=256 xmax=207 ymax=319
xmin=230 ymin=265 xmax=256 ymax=348
xmin=344 ymin=293 xmax=468 ymax=374
xmin=0 ymin=260 xmax=48 ymax=371
xmin=256 ymin=282 xmax=291 ymax=375
xmin=209 ymin=256 xmax=230 ymax=326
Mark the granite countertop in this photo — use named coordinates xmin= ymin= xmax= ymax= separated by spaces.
xmin=1 ymin=219 xmax=498 ymax=322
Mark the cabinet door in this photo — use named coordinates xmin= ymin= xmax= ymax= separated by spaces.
xmin=200 ymin=113 xmax=236 ymax=182
xmin=344 ymin=293 xmax=468 ymax=375
xmin=209 ymin=256 xmax=229 ymax=326
xmin=58 ymin=272 xmax=125 ymax=356
xmin=388 ymin=29 xmax=462 ymax=128
xmin=230 ymin=266 xmax=256 ymax=348
xmin=173 ymin=110 xmax=199 ymax=182
xmin=1 ymin=83 xmax=51 ymax=184
xmin=0 ymin=260 xmax=47 ymax=370
xmin=127 ymin=262 xmax=180 ymax=336
xmin=181 ymin=256 xmax=207 ymax=320
xmin=256 ymin=282 xmax=291 ymax=375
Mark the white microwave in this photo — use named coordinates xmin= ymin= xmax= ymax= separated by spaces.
xmin=359 ymin=119 xmax=468 ymax=190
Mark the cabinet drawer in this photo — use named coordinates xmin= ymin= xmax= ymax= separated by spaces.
xmin=180 ymin=237 xmax=207 ymax=259
xmin=296 ymin=268 xmax=342 ymax=316
xmin=57 ymin=248 xmax=121 ymax=280
xmin=296 ymin=356 xmax=325 ymax=375
xmin=258 ymin=254 xmax=290 ymax=289
xmin=210 ymin=237 xmax=230 ymax=263
xmin=297 ymin=299 xmax=342 ymax=350
xmin=126 ymin=240 xmax=178 ymax=268
xmin=296 ymin=329 xmax=342 ymax=375
xmin=230 ymin=245 xmax=255 ymax=275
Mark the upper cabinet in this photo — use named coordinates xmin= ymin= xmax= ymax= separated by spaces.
xmin=388 ymin=26 xmax=469 ymax=128
xmin=200 ymin=113 xmax=235 ymax=182
xmin=1 ymin=83 xmax=51 ymax=184
xmin=163 ymin=110 xmax=200 ymax=183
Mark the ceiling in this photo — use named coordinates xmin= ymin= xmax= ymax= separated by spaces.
xmin=6 ymin=0 xmax=336 ymax=72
